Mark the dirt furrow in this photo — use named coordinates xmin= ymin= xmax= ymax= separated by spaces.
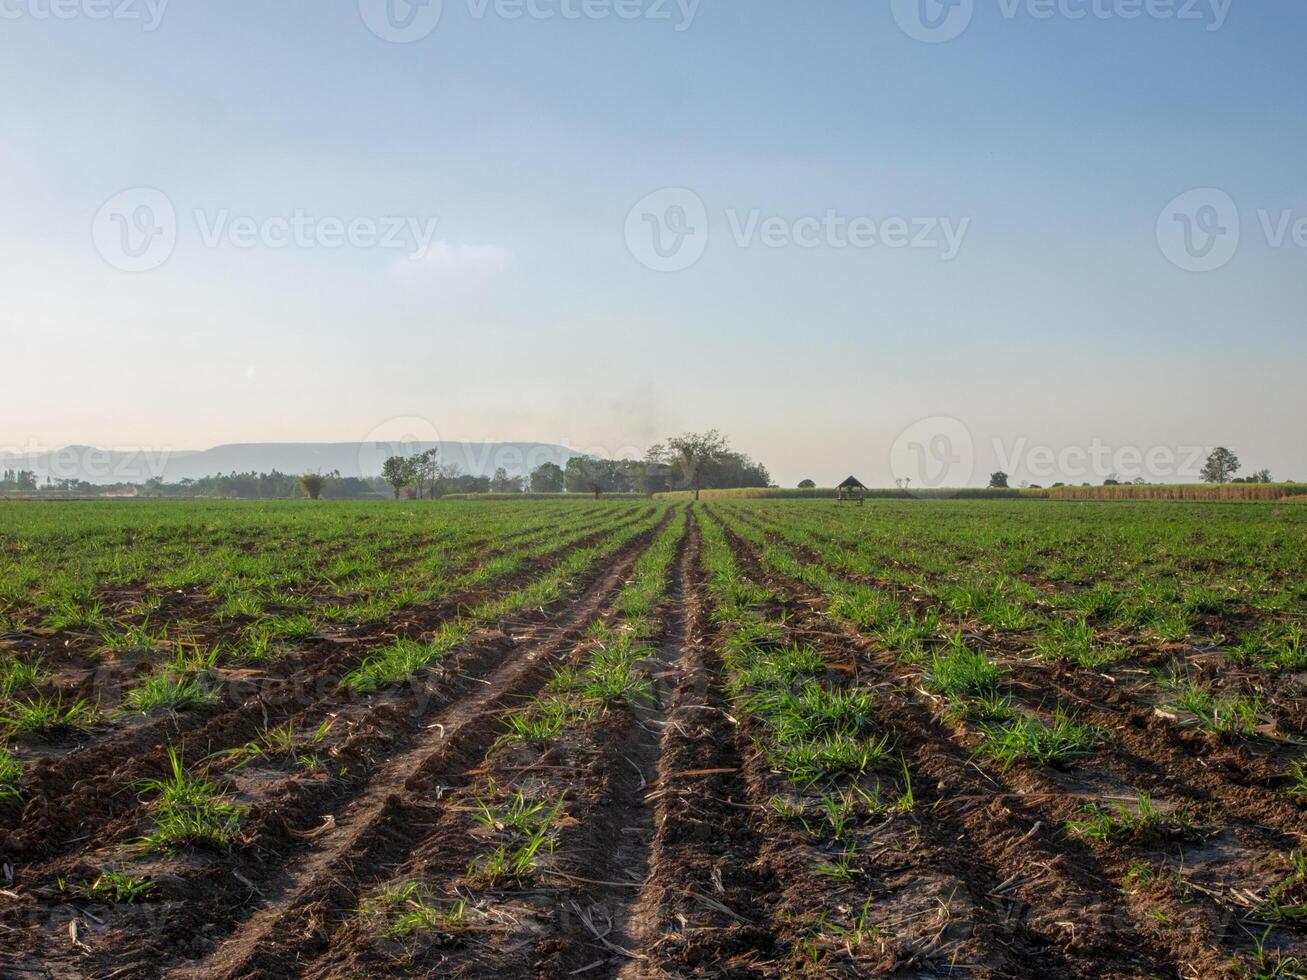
xmin=0 ymin=513 xmax=653 ymax=865
xmin=164 ymin=513 xmax=668 ymax=980
xmin=621 ymin=512 xmax=781 ymax=977
xmin=713 ymin=512 xmax=1192 ymax=978
xmin=535 ymin=513 xmax=695 ymax=977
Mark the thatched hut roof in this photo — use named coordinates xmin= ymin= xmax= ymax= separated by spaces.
xmin=837 ymin=476 xmax=866 ymax=489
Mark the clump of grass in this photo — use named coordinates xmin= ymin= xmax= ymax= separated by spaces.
xmin=1234 ymin=624 xmax=1306 ymax=672
xmin=771 ymin=732 xmax=890 ymax=785
xmin=1284 ymin=760 xmax=1307 ymax=800
xmin=815 ymin=842 xmax=858 ymax=883
xmin=138 ymin=748 xmax=244 ymax=851
xmin=161 ymin=639 xmax=222 ymax=674
xmin=1035 ymin=617 xmax=1126 ymax=669
xmin=875 ymin=608 xmax=941 ymax=663
xmin=343 ymin=629 xmax=466 ymax=693
xmin=100 ymin=620 xmax=166 ymax=655
xmin=580 ymin=635 xmax=654 ymax=706
xmin=979 ymin=710 xmax=1099 ymax=771
xmin=748 ymin=683 xmax=877 ymax=746
xmin=223 ymin=720 xmax=332 ymax=770
xmin=1068 ymin=793 xmax=1203 ymax=845
xmin=265 ymin=614 xmax=317 ymax=641
xmin=728 ymin=644 xmax=825 ymax=694
xmin=1254 ymin=852 xmax=1307 ymax=925
xmin=0 ymin=744 xmax=22 ymax=801
xmin=472 ymin=789 xmax=555 ymax=836
xmin=121 ymin=673 xmax=216 ymax=714
xmin=922 ymin=634 xmax=1001 ymax=700
xmin=466 ymin=794 xmax=565 ymax=888
xmin=1161 ymin=673 xmax=1264 ymax=738
xmin=64 ymin=869 xmax=155 ymax=903
xmin=497 ymin=697 xmax=588 ymax=746
xmin=43 ymin=597 xmax=105 ymax=631
xmin=360 ymin=881 xmax=467 ymax=939
xmin=0 ymin=656 xmax=45 ymax=698
xmin=1239 ymin=926 xmax=1304 ymax=980
xmin=0 ymin=695 xmax=98 ymax=735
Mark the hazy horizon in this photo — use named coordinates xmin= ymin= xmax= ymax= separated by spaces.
xmin=3 ymin=2 xmax=1304 ymax=488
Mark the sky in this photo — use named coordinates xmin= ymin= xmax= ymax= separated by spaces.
xmin=2 ymin=0 xmax=1304 ymax=488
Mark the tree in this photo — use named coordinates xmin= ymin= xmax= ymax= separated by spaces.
xmin=798 ymin=479 xmax=816 ymax=489
xmin=1200 ymin=447 xmax=1240 ymax=484
xmin=411 ymin=449 xmax=438 ymax=499
xmin=490 ymin=467 xmax=523 ymax=493
xmin=653 ymin=430 xmax=730 ymax=501
xmin=989 ymin=471 xmax=1009 ymax=489
xmin=431 ymin=461 xmax=463 ymax=497
xmin=565 ymin=457 xmax=627 ymax=498
xmin=529 ymin=462 xmax=564 ymax=493
xmin=299 ymin=473 xmax=326 ymax=500
xmin=382 ymin=456 xmax=416 ymax=499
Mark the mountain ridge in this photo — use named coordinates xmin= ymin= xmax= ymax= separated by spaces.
xmin=0 ymin=442 xmax=581 ymax=485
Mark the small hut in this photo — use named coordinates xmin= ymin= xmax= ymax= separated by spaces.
xmin=836 ymin=476 xmax=867 ymax=506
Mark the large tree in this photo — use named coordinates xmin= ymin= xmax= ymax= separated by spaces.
xmin=1200 ymin=447 xmax=1241 ymax=484
xmin=529 ymin=461 xmax=564 ymax=493
xmin=382 ymin=456 xmax=416 ymax=499
xmin=565 ymin=456 xmax=627 ymax=498
xmin=299 ymin=473 xmax=326 ymax=500
xmin=989 ymin=471 xmax=1010 ymax=489
xmin=411 ymin=449 xmax=438 ymax=499
xmin=652 ymin=430 xmax=731 ymax=501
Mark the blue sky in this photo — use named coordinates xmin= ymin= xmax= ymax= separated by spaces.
xmin=2 ymin=0 xmax=1303 ymax=486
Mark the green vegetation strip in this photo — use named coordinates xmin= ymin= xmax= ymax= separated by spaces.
xmin=709 ymin=506 xmax=1101 ymax=771
xmin=341 ymin=506 xmax=668 ymax=693
xmin=498 ymin=508 xmax=686 ymax=745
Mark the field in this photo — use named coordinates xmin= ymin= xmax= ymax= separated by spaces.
xmin=0 ymin=497 xmax=1305 ymax=978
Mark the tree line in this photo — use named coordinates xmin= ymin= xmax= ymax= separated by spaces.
xmin=375 ymin=431 xmax=770 ymax=500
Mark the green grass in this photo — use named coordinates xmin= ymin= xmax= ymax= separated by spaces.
xmin=138 ymin=748 xmax=244 ymax=851
xmin=979 ymin=711 xmax=1099 ymax=771
xmin=1235 ymin=623 xmax=1307 ymax=672
xmin=1035 ymin=617 xmax=1127 ymax=669
xmin=342 ymin=632 xmax=463 ymax=693
xmin=467 ymin=794 xmax=565 ymax=888
xmin=0 ymin=744 xmax=22 ymax=800
xmin=121 ymin=673 xmax=216 ymax=714
xmin=0 ymin=695 xmax=98 ymax=735
xmin=1161 ymin=673 xmax=1264 ymax=737
xmin=922 ymin=634 xmax=1002 ymax=700
xmin=1254 ymin=852 xmax=1307 ymax=925
xmin=770 ymin=732 xmax=890 ymax=785
xmin=1067 ymin=793 xmax=1202 ymax=844
xmin=360 ymin=881 xmax=467 ymax=939
xmin=1284 ymin=761 xmax=1307 ymax=800
xmin=67 ymin=869 xmax=155 ymax=903
xmin=222 ymin=720 xmax=332 ymax=770
xmin=0 ymin=656 xmax=45 ymax=698
xmin=497 ymin=697 xmax=588 ymax=746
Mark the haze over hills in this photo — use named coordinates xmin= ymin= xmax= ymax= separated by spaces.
xmin=0 ymin=442 xmax=582 ymax=486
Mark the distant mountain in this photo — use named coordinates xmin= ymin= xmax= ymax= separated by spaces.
xmin=1 ymin=442 xmax=582 ymax=485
